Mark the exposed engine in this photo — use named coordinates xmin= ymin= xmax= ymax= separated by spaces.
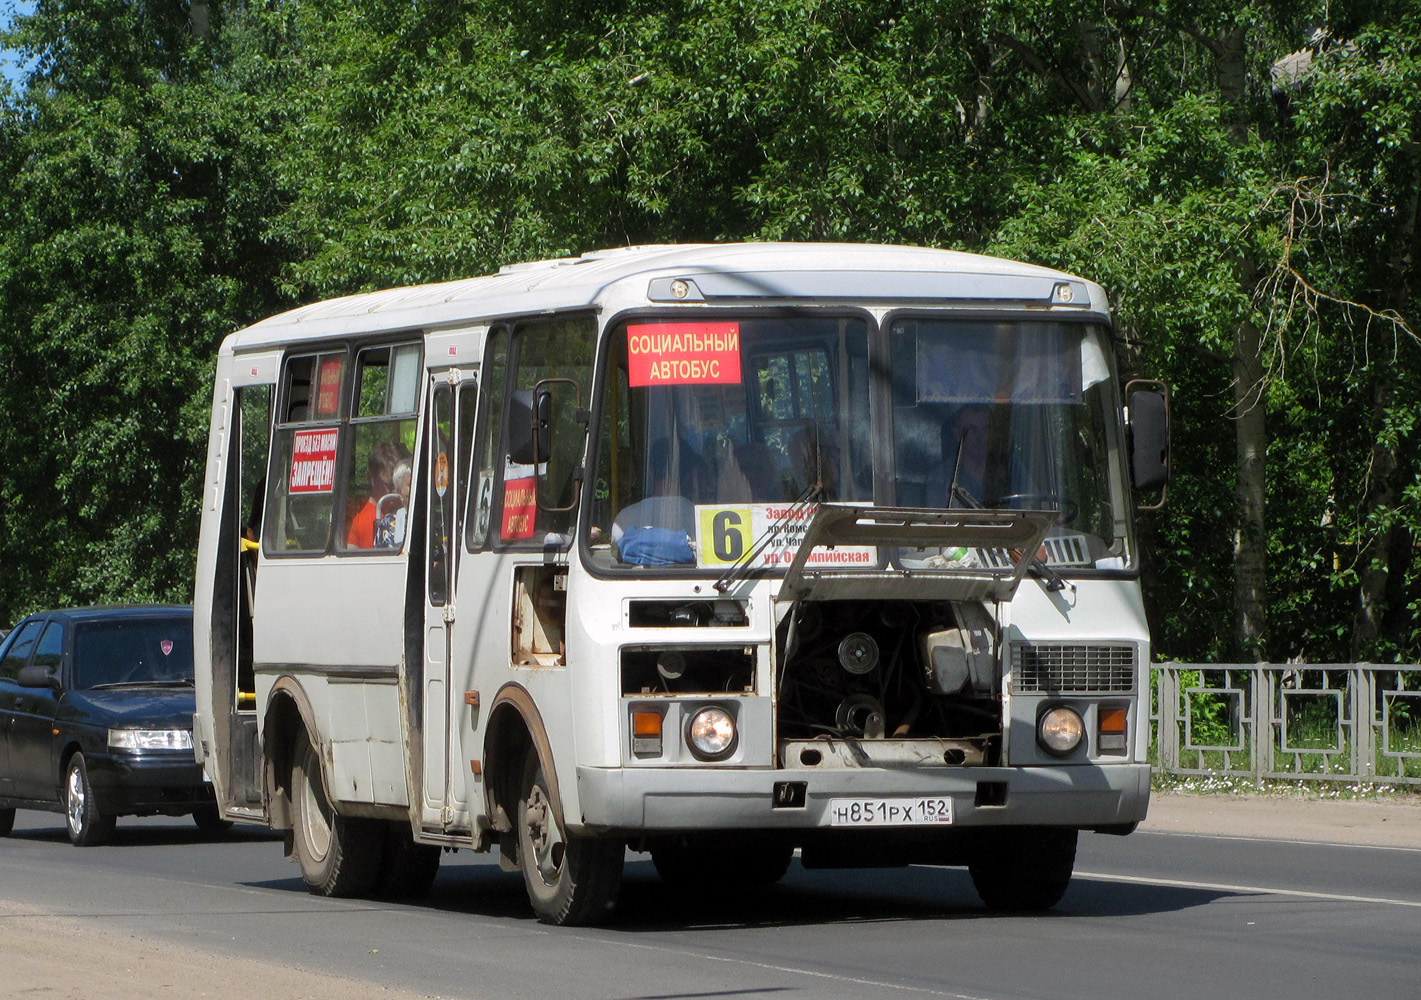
xmin=775 ymin=599 xmax=1002 ymax=764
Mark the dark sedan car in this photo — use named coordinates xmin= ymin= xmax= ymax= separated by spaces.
xmin=0 ymin=605 xmax=227 ymax=845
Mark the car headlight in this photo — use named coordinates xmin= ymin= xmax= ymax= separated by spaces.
xmin=1037 ymin=706 xmax=1084 ymax=756
xmin=686 ymin=706 xmax=737 ymax=761
xmin=108 ymin=729 xmax=194 ymax=751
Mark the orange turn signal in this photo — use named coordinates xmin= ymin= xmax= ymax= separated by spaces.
xmin=631 ymin=708 xmax=665 ymax=759
xmin=1098 ymin=706 xmax=1128 ymax=753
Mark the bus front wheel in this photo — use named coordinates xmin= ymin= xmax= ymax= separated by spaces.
xmin=292 ymin=733 xmax=382 ymax=897
xmin=968 ymin=826 xmax=1077 ymax=911
xmin=516 ymin=749 xmax=622 ymax=926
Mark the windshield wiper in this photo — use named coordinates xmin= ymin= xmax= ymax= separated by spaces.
xmin=944 ymin=454 xmax=1067 ymax=593
xmin=714 ymin=482 xmax=821 ymax=593
xmin=946 ymin=437 xmax=980 ymax=509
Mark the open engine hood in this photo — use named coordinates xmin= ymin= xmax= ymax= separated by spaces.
xmin=775 ymin=505 xmax=1057 ymax=603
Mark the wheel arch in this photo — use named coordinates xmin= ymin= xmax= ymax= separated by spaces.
xmin=56 ymin=740 xmax=84 ymax=799
xmin=483 ymin=683 xmax=564 ymax=843
xmin=262 ymin=677 xmax=321 ymax=832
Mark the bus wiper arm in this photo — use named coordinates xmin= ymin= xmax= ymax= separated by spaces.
xmin=713 ymin=483 xmax=821 ymax=593
xmin=947 ymin=472 xmax=1066 ymax=593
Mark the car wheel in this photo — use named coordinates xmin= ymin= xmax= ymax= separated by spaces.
xmin=516 ymin=747 xmax=623 ymax=926
xmin=968 ymin=827 xmax=1077 ymax=911
xmin=0 ymin=807 xmax=14 ymax=837
xmin=192 ymin=804 xmax=234 ymax=835
xmin=291 ymin=732 xmax=381 ymax=897
xmin=65 ymin=754 xmax=116 ymax=847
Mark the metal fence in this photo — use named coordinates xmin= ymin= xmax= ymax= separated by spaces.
xmin=1151 ymin=663 xmax=1421 ymax=786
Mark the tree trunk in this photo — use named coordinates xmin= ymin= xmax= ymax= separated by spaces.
xmin=1231 ymin=259 xmax=1268 ymax=658
xmin=1215 ymin=22 xmax=1268 ymax=658
xmin=1352 ymin=375 xmax=1398 ymax=659
xmin=1352 ymin=140 xmax=1419 ymax=658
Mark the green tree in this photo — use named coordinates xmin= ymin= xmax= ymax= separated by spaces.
xmin=0 ymin=0 xmax=291 ymax=617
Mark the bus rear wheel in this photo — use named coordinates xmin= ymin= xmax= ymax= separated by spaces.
xmin=516 ymin=749 xmax=622 ymax=926
xmin=968 ymin=826 xmax=1077 ymax=911
xmin=292 ymin=733 xmax=382 ymax=897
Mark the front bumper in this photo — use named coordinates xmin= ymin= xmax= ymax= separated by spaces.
xmin=576 ymin=762 xmax=1150 ymax=833
xmin=84 ymin=751 xmax=215 ymax=816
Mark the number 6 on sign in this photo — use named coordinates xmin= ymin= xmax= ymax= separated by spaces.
xmin=697 ymin=506 xmax=752 ymax=566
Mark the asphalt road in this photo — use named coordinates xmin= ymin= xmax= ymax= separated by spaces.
xmin=3 ymin=805 xmax=1419 ymax=1000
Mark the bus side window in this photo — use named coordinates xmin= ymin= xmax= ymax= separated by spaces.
xmin=339 ymin=343 xmax=421 ymax=553
xmin=467 ymin=327 xmax=509 ymax=551
xmin=499 ymin=316 xmax=596 ymax=544
xmin=263 ymin=352 xmax=344 ymax=554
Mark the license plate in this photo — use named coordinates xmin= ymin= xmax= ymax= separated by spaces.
xmin=827 ymin=796 xmax=954 ymax=826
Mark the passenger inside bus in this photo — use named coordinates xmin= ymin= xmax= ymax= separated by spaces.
xmin=611 ymin=437 xmax=696 ymax=565
xmin=346 ymin=440 xmax=412 ymax=549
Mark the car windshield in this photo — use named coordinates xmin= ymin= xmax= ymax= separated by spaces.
xmin=73 ymin=618 xmax=194 ymax=689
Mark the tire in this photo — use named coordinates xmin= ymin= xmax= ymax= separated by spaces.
xmin=0 ymin=807 xmax=14 ymax=837
xmin=375 ymin=822 xmax=441 ymax=899
xmin=65 ymin=754 xmax=116 ymax=847
xmin=516 ymin=748 xmax=622 ymax=926
xmin=291 ymin=733 xmax=382 ymax=897
xmin=968 ymin=827 xmax=1078 ymax=912
xmin=192 ymin=804 xmax=234 ymax=835
xmin=651 ymin=838 xmax=795 ymax=888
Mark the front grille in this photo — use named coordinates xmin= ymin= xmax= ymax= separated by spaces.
xmin=978 ymin=535 xmax=1092 ymax=569
xmin=1012 ymin=643 xmax=1136 ymax=693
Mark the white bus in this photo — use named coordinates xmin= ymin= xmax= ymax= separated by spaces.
xmin=193 ymin=243 xmax=1169 ymax=924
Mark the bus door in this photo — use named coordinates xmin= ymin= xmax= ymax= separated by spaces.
xmin=207 ymin=355 xmax=276 ymax=814
xmin=421 ymin=369 xmax=477 ymax=831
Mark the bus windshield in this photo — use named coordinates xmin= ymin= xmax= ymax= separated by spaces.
xmin=889 ymin=318 xmax=1130 ymax=571
xmin=586 ymin=315 xmax=1130 ymax=572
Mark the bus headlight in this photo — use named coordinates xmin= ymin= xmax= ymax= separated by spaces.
xmin=1037 ymin=706 xmax=1084 ymax=756
xmin=686 ymin=706 xmax=737 ymax=761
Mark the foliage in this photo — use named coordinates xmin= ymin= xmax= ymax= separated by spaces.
xmin=0 ymin=0 xmax=1418 ymax=670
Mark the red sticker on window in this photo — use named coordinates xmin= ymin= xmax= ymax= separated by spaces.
xmin=160 ymin=640 xmax=174 ymax=656
xmin=314 ymin=356 xmax=344 ymax=418
xmin=501 ymin=477 xmax=537 ymax=540
xmin=626 ymin=322 xmax=741 ymax=387
xmin=289 ymin=428 xmax=338 ymax=494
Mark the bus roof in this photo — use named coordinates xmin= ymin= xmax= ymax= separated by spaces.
xmin=224 ymin=243 xmax=1107 ymax=352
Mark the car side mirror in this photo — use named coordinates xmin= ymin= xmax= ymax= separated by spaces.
xmin=1126 ymin=380 xmax=1170 ymax=508
xmin=18 ymin=664 xmax=61 ymax=690
xmin=507 ymin=389 xmax=551 ymax=467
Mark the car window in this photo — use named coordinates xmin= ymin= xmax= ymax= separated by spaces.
xmin=32 ymin=622 xmax=64 ymax=674
xmin=72 ymin=618 xmax=194 ymax=689
xmin=0 ymin=620 xmax=44 ymax=681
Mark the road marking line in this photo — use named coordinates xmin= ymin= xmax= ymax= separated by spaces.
xmin=1074 ymin=870 xmax=1421 ymax=908
xmin=612 ymin=939 xmax=1001 ymax=999
xmin=1137 ymin=829 xmax=1421 ymax=853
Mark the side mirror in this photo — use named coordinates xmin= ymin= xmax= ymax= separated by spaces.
xmin=533 ymin=378 xmax=584 ymax=513
xmin=18 ymin=664 xmax=61 ymax=690
xmin=1126 ymin=380 xmax=1170 ymax=506
xmin=507 ymin=389 xmax=550 ymax=466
